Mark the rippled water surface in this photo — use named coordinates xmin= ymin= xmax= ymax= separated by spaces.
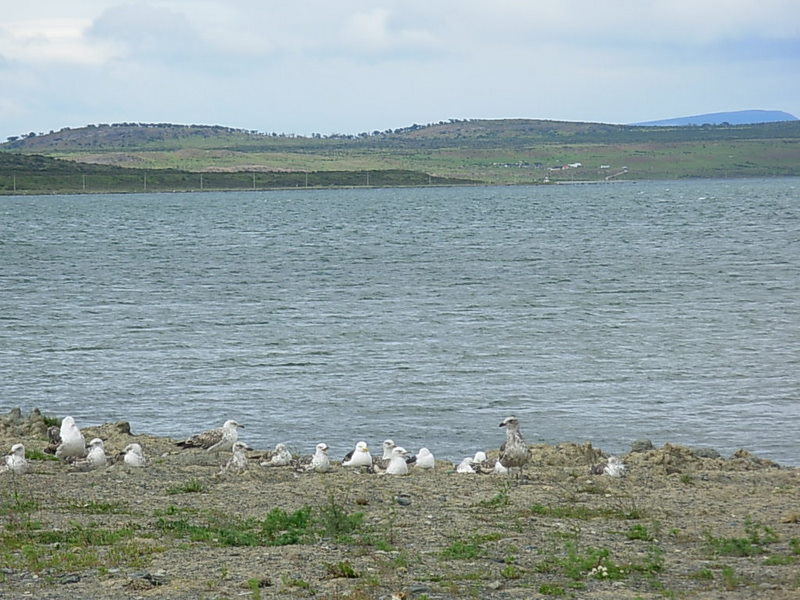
xmin=2 ymin=180 xmax=798 ymax=464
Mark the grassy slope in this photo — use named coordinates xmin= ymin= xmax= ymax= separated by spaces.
xmin=2 ymin=119 xmax=800 ymax=191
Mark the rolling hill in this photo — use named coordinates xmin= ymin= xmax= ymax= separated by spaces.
xmin=2 ymin=117 xmax=800 ymax=192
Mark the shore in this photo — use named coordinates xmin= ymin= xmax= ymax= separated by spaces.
xmin=2 ymin=409 xmax=799 ymax=599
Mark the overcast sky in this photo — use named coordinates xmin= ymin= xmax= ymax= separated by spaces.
xmin=1 ymin=1 xmax=799 ymax=140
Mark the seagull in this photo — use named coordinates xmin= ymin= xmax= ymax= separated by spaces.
xmin=342 ymin=441 xmax=372 ymax=468
xmin=55 ymin=416 xmax=87 ymax=460
xmin=456 ymin=457 xmax=476 ymax=473
xmin=299 ymin=442 xmax=332 ymax=473
xmin=604 ymin=456 xmax=626 ymax=478
xmin=260 ymin=443 xmax=292 ymax=467
xmin=120 ymin=443 xmax=147 ymax=467
xmin=72 ymin=438 xmax=108 ymax=471
xmin=1 ymin=443 xmax=28 ymax=475
xmin=385 ymin=446 xmax=410 ymax=475
xmin=498 ymin=415 xmax=530 ymax=477
xmin=221 ymin=441 xmax=248 ymax=474
xmin=471 ymin=451 xmax=507 ymax=475
xmin=176 ymin=419 xmax=244 ymax=452
xmin=414 ymin=447 xmax=435 ymax=470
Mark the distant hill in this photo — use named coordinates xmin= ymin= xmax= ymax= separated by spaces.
xmin=633 ymin=110 xmax=798 ymax=127
xmin=4 ymin=118 xmax=800 ymax=154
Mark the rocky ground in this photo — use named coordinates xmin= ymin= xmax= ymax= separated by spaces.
xmin=1 ymin=408 xmax=799 ymax=600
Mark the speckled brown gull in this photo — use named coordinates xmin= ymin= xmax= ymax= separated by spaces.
xmin=176 ymin=419 xmax=243 ymax=452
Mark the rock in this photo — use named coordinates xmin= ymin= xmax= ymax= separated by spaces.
xmin=630 ymin=439 xmax=654 ymax=453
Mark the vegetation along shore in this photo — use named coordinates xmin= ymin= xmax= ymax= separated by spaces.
xmin=2 ymin=118 xmax=800 ymax=194
xmin=2 ymin=408 xmax=799 ymax=599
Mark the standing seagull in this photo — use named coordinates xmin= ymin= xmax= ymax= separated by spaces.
xmin=55 ymin=416 xmax=87 ymax=460
xmin=221 ymin=441 xmax=248 ymax=474
xmin=498 ymin=415 xmax=530 ymax=477
xmin=1 ymin=443 xmax=29 ymax=475
xmin=177 ymin=420 xmax=244 ymax=452
xmin=120 ymin=443 xmax=147 ymax=467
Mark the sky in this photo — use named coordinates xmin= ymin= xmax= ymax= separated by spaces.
xmin=1 ymin=1 xmax=799 ymax=141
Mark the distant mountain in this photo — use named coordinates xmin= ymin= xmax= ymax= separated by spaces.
xmin=633 ymin=110 xmax=798 ymax=127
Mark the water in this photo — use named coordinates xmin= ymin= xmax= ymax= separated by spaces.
xmin=2 ymin=179 xmax=798 ymax=465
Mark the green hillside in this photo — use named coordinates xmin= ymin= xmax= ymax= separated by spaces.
xmin=2 ymin=118 xmax=800 ymax=191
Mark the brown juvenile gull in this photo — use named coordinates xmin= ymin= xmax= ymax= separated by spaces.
xmin=1 ymin=443 xmax=29 ymax=475
xmin=498 ymin=415 xmax=530 ymax=477
xmin=176 ymin=419 xmax=244 ymax=452
xmin=220 ymin=441 xmax=248 ymax=474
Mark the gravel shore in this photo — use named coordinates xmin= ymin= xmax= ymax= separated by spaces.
xmin=2 ymin=409 xmax=798 ymax=599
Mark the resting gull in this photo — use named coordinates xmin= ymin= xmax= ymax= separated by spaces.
xmin=55 ymin=416 xmax=87 ymax=460
xmin=221 ymin=441 xmax=248 ymax=474
xmin=73 ymin=438 xmax=108 ymax=471
xmin=120 ymin=443 xmax=147 ymax=467
xmin=385 ymin=446 xmax=410 ymax=475
xmin=177 ymin=419 xmax=244 ymax=452
xmin=261 ymin=443 xmax=292 ymax=467
xmin=498 ymin=415 xmax=530 ymax=477
xmin=414 ymin=447 xmax=435 ymax=470
xmin=1 ymin=443 xmax=29 ymax=475
xmin=295 ymin=442 xmax=332 ymax=473
xmin=604 ymin=455 xmax=626 ymax=478
xmin=342 ymin=441 xmax=372 ymax=468
xmin=456 ymin=457 xmax=476 ymax=474
xmin=472 ymin=451 xmax=508 ymax=475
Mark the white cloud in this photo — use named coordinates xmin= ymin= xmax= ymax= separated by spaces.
xmin=0 ymin=0 xmax=797 ymax=140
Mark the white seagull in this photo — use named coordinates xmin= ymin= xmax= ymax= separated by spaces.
xmin=55 ymin=416 xmax=87 ymax=460
xmin=261 ymin=443 xmax=292 ymax=467
xmin=604 ymin=456 xmax=626 ymax=478
xmin=414 ymin=447 xmax=435 ymax=470
xmin=120 ymin=443 xmax=147 ymax=467
xmin=456 ymin=457 xmax=476 ymax=474
xmin=294 ymin=442 xmax=331 ymax=473
xmin=342 ymin=441 xmax=372 ymax=468
xmin=73 ymin=438 xmax=108 ymax=471
xmin=385 ymin=446 xmax=410 ymax=475
xmin=1 ymin=443 xmax=29 ymax=475
xmin=177 ymin=419 xmax=244 ymax=452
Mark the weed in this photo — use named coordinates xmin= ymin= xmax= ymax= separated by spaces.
xmin=325 ymin=560 xmax=360 ymax=578
xmin=791 ymin=538 xmax=800 ymax=555
xmin=538 ymin=583 xmax=566 ymax=596
xmin=500 ymin=563 xmax=523 ymax=579
xmin=24 ymin=448 xmax=58 ymax=461
xmin=705 ymin=516 xmax=779 ymax=557
xmin=440 ymin=536 xmax=485 ymax=559
xmin=626 ymin=524 xmax=654 ymax=541
xmin=477 ymin=489 xmax=510 ymax=509
xmin=689 ymin=568 xmax=714 ymax=581
xmin=166 ymin=478 xmax=206 ymax=494
xmin=720 ymin=565 xmax=741 ymax=590
xmin=316 ymin=495 xmax=364 ymax=540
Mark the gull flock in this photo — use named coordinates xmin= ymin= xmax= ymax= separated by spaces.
xmin=2 ymin=414 xmax=625 ymax=478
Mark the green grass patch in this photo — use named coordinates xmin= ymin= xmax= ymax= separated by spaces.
xmin=705 ymin=517 xmax=779 ymax=557
xmin=166 ymin=478 xmax=206 ymax=494
xmin=529 ymin=502 xmax=642 ymax=520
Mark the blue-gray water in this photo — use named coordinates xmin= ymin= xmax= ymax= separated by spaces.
xmin=2 ymin=179 xmax=798 ymax=465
